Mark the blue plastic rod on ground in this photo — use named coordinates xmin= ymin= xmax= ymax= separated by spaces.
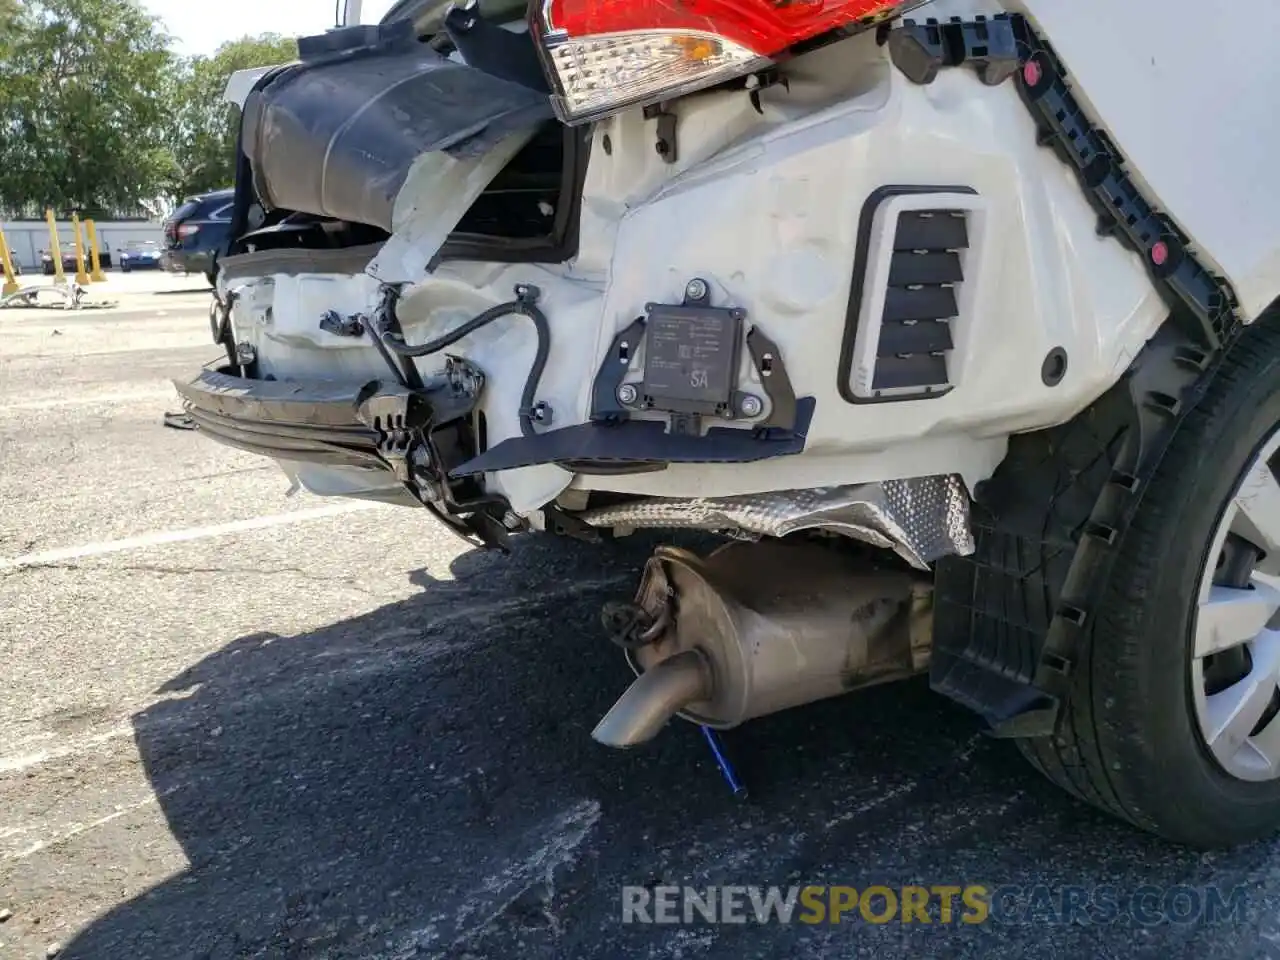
xmin=700 ymin=725 xmax=747 ymax=798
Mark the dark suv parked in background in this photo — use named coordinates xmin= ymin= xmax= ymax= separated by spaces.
xmin=162 ymin=188 xmax=234 ymax=282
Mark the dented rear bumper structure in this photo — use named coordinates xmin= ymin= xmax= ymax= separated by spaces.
xmin=161 ymin=0 xmax=1280 ymax=850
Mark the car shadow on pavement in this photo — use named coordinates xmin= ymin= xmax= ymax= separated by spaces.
xmin=57 ymin=533 xmax=1279 ymax=960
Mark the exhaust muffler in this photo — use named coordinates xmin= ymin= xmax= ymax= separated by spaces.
xmin=592 ymin=539 xmax=931 ymax=748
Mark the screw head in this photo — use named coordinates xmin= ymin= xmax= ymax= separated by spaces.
xmin=739 ymin=394 xmax=763 ymax=417
xmin=684 ymin=278 xmax=708 ymax=302
xmin=617 ymin=383 xmax=638 ymax=405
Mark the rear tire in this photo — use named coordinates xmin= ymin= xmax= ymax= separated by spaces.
xmin=1020 ymin=311 xmax=1280 ymax=847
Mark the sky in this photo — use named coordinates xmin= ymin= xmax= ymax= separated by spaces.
xmin=140 ymin=0 xmax=402 ymax=56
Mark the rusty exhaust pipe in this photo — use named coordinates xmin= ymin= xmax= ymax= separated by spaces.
xmin=590 ymin=650 xmax=711 ymax=748
xmin=592 ymin=540 xmax=932 ymax=748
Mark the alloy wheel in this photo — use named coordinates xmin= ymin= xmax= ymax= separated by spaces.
xmin=1192 ymin=428 xmax=1280 ymax=781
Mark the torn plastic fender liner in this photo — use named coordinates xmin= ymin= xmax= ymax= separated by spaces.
xmin=240 ymin=21 xmax=555 ymax=232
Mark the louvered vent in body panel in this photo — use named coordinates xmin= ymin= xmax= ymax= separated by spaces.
xmin=842 ymin=189 xmax=985 ymax=404
xmin=871 ymin=210 xmax=966 ymax=396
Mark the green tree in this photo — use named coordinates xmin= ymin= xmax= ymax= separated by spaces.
xmin=0 ymin=0 xmax=178 ymax=216
xmin=167 ymin=34 xmax=298 ymax=198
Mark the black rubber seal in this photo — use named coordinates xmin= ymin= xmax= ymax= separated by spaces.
xmin=1041 ymin=347 xmax=1068 ymax=387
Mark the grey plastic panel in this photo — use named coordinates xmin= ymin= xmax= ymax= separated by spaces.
xmin=241 ymin=22 xmax=553 ymax=231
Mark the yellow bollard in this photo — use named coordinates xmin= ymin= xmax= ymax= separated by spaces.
xmin=70 ymin=213 xmax=90 ymax=285
xmin=45 ymin=209 xmax=66 ymax=283
xmin=0 ymin=227 xmax=19 ymax=296
xmin=84 ymin=219 xmax=107 ymax=283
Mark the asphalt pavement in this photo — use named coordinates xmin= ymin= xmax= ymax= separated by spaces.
xmin=2 ymin=273 xmax=1280 ymax=959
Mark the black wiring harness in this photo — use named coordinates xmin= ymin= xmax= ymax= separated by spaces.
xmin=368 ymin=283 xmax=553 ymax=438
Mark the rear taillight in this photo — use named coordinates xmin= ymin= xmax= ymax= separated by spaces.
xmin=177 ymin=224 xmax=201 ymax=239
xmin=534 ymin=0 xmax=911 ymax=123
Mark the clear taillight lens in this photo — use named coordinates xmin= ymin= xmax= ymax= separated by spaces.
xmin=535 ymin=0 xmax=912 ymax=124
xmin=546 ymin=30 xmax=768 ymax=123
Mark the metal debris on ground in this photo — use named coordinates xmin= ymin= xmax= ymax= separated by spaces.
xmin=162 ymin=411 xmax=197 ymax=430
xmin=0 ymin=280 xmax=110 ymax=311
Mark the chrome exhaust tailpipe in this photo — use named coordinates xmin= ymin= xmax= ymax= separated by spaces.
xmin=590 ymin=651 xmax=711 ymax=748
xmin=591 ymin=539 xmax=932 ymax=748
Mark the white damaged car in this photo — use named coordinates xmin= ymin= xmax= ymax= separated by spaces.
xmin=178 ymin=0 xmax=1280 ymax=846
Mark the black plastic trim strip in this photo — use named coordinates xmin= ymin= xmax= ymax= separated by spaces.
xmin=873 ymin=354 xmax=949 ymax=390
xmin=931 ymin=320 xmax=1220 ymax=737
xmin=884 ymin=286 xmax=958 ymax=322
xmin=888 ymin=251 xmax=963 ymax=286
xmin=185 ymin=410 xmax=384 ymax=469
xmin=884 ymin=13 xmax=1242 ymax=348
xmin=219 ymin=244 xmax=386 ymax=281
xmin=174 ymin=367 xmax=385 ymax=467
xmin=877 ymin=318 xmax=953 ymax=356
xmin=836 ymin=184 xmax=976 ymax=406
xmin=1009 ymin=15 xmax=1240 ymax=347
xmin=894 ymin=211 xmax=969 ymax=251
xmin=883 ymin=14 xmax=1020 ymax=87
xmin=1009 ymin=18 xmax=1239 ymax=347
xmin=450 ymin=397 xmax=817 ymax=477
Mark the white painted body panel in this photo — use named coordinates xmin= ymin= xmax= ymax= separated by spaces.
xmin=1013 ymin=0 xmax=1280 ymax=320
xmin=224 ymin=3 xmax=1273 ymax=514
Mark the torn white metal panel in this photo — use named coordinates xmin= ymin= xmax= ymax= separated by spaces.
xmin=367 ymin=131 xmax=538 ymax=285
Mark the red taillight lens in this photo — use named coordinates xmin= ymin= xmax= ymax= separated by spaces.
xmin=549 ymin=0 xmax=904 ymax=57
xmin=177 ymin=224 xmax=200 ymax=239
xmin=536 ymin=0 xmax=909 ymax=123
